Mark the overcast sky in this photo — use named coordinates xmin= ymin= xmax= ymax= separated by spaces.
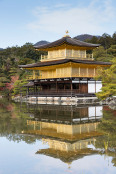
xmin=0 ymin=0 xmax=116 ymax=48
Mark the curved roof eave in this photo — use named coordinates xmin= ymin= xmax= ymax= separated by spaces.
xmin=34 ymin=36 xmax=100 ymax=49
xmin=18 ymin=59 xmax=111 ymax=69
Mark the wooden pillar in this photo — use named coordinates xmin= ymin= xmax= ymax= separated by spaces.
xmin=35 ymin=85 xmax=37 ymax=92
xmin=79 ymin=67 xmax=80 ymax=77
xmin=71 ymin=79 xmax=73 ymax=97
xmin=71 ymin=81 xmax=73 ymax=90
xmin=64 ymin=83 xmax=65 ymax=91
xmin=94 ymin=68 xmax=96 ymax=76
xmin=87 ymin=68 xmax=88 ymax=77
xmin=34 ymin=85 xmax=35 ymax=95
xmin=87 ymin=78 xmax=88 ymax=93
xmin=40 ymin=81 xmax=42 ymax=91
xmin=35 ymin=85 xmax=37 ymax=96
xmin=56 ymin=80 xmax=58 ymax=92
xmin=79 ymin=78 xmax=80 ymax=93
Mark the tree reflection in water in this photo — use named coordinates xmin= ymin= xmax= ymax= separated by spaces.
xmin=94 ymin=106 xmax=116 ymax=166
xmin=0 ymin=99 xmax=38 ymax=143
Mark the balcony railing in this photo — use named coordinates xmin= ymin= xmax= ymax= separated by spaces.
xmin=41 ymin=54 xmax=93 ymax=61
xmin=41 ymin=55 xmax=48 ymax=60
xmin=86 ymin=54 xmax=93 ymax=59
xmin=28 ymin=90 xmax=95 ymax=97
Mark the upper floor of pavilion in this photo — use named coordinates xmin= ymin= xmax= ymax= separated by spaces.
xmin=34 ymin=32 xmax=100 ymax=62
xmin=19 ymin=32 xmax=111 ymax=80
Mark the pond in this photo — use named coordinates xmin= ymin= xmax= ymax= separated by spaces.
xmin=0 ymin=99 xmax=116 ymax=174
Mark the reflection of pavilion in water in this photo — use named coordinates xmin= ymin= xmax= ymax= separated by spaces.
xmin=36 ymin=138 xmax=98 ymax=164
xmin=26 ymin=104 xmax=103 ymax=125
xmin=24 ymin=105 xmax=103 ymax=163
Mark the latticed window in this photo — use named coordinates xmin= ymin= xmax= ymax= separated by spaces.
xmin=80 ymin=50 xmax=86 ymax=58
xmin=72 ymin=68 xmax=79 ymax=77
xmin=59 ymin=49 xmax=65 ymax=57
xmin=73 ymin=50 xmax=80 ymax=57
xmin=66 ymin=49 xmax=72 ymax=57
xmin=80 ymin=68 xmax=87 ymax=77
xmin=88 ymin=68 xmax=94 ymax=77
xmin=56 ymin=67 xmax=71 ymax=78
xmin=48 ymin=51 xmax=53 ymax=58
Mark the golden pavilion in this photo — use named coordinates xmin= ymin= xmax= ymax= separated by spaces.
xmin=19 ymin=32 xmax=111 ymax=97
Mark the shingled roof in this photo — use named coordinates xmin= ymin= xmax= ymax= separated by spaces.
xmin=34 ymin=36 xmax=100 ymax=49
xmin=19 ymin=59 xmax=111 ymax=68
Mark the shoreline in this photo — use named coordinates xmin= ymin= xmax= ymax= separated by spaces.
xmin=12 ymin=96 xmax=116 ymax=108
xmin=13 ymin=96 xmax=101 ymax=105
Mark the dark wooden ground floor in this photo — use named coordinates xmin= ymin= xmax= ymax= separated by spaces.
xmin=25 ymin=78 xmax=101 ymax=97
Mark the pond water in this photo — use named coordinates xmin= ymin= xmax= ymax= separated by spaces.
xmin=0 ymin=99 xmax=116 ymax=174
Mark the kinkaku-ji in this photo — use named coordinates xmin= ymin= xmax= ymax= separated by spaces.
xmin=19 ymin=31 xmax=111 ymax=98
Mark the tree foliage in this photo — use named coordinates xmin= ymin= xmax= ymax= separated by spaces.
xmin=93 ymin=46 xmax=114 ymax=62
xmin=0 ymin=43 xmax=45 ymax=97
xmin=95 ymin=58 xmax=116 ymax=100
xmin=86 ymin=31 xmax=116 ymax=49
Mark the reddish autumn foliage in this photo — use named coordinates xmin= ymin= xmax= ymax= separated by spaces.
xmin=5 ymin=76 xmax=19 ymax=90
xmin=104 ymin=106 xmax=116 ymax=116
xmin=6 ymin=104 xmax=14 ymax=111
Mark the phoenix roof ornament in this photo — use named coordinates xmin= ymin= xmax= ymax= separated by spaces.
xmin=64 ymin=30 xmax=70 ymax=37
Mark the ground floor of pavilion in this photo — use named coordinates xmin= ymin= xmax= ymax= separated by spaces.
xmin=25 ymin=77 xmax=102 ymax=97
